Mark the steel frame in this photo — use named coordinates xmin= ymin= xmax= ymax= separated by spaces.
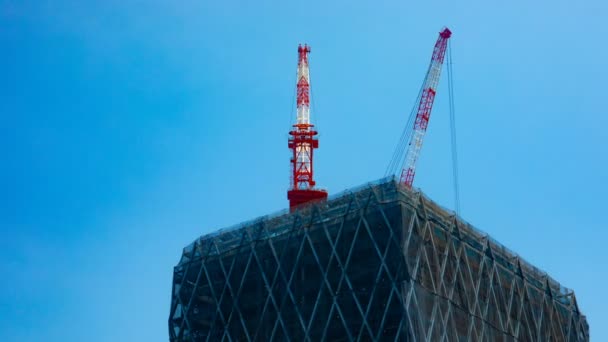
xmin=169 ymin=178 xmax=589 ymax=341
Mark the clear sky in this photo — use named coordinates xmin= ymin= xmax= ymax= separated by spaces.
xmin=1 ymin=0 xmax=606 ymax=340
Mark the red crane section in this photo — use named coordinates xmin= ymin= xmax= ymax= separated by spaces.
xmin=287 ymin=44 xmax=327 ymax=210
xmin=400 ymin=28 xmax=452 ymax=187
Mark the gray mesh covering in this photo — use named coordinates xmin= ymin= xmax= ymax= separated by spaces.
xmin=169 ymin=177 xmax=589 ymax=341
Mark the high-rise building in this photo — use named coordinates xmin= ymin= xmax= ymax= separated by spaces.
xmin=169 ymin=178 xmax=589 ymax=341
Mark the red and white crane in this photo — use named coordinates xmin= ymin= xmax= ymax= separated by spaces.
xmin=400 ymin=28 xmax=452 ymax=187
xmin=287 ymin=44 xmax=327 ymax=210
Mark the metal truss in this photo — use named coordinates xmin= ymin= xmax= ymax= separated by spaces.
xmin=169 ymin=178 xmax=589 ymax=341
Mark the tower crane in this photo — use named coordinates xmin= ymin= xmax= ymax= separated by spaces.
xmin=287 ymin=44 xmax=327 ymax=210
xmin=398 ymin=28 xmax=452 ymax=187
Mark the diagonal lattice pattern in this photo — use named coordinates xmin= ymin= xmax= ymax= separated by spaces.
xmin=169 ymin=177 xmax=589 ymax=341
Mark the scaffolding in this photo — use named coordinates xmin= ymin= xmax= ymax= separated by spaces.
xmin=169 ymin=177 xmax=589 ymax=341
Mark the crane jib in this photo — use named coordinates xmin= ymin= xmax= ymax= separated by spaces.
xmin=400 ymin=28 xmax=451 ymax=188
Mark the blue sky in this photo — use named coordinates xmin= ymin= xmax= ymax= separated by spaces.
xmin=1 ymin=0 xmax=606 ymax=340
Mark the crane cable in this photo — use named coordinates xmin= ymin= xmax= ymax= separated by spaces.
xmin=385 ymin=75 xmax=426 ymax=178
xmin=447 ymin=41 xmax=461 ymax=215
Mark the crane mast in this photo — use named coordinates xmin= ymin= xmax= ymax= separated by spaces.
xmin=287 ymin=44 xmax=327 ymax=210
xmin=400 ymin=28 xmax=452 ymax=187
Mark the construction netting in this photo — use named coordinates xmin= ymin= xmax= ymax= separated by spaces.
xmin=169 ymin=177 xmax=589 ymax=341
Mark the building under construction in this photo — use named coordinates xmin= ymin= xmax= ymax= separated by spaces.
xmin=169 ymin=178 xmax=588 ymax=341
xmin=169 ymin=29 xmax=588 ymax=341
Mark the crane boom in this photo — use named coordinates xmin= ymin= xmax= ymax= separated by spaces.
xmin=400 ymin=28 xmax=452 ymax=187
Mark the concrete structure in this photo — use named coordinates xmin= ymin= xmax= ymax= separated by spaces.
xmin=169 ymin=177 xmax=589 ymax=341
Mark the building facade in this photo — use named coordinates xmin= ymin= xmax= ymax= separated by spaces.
xmin=169 ymin=178 xmax=589 ymax=341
